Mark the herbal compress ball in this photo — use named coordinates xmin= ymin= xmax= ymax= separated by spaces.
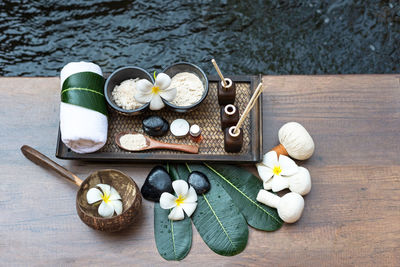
xmin=278 ymin=122 xmax=315 ymax=160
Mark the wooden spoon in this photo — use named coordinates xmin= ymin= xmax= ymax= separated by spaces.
xmin=115 ymin=132 xmax=199 ymax=154
xmin=20 ymin=145 xmax=142 ymax=232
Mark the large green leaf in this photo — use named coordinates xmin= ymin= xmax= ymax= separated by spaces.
xmin=176 ymin=164 xmax=248 ymax=256
xmin=203 ymin=163 xmax=283 ymax=231
xmin=154 ymin=203 xmax=192 ymax=261
xmin=61 ymin=72 xmax=108 ymax=116
xmin=153 ymin=164 xmax=192 ymax=261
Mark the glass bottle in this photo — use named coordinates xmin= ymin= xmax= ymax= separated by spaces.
xmin=189 ymin=124 xmax=203 ymax=143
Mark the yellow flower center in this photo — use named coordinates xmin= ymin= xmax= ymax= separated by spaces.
xmin=151 ymin=86 xmax=160 ymax=94
xmin=175 ymin=195 xmax=185 ymax=206
xmin=102 ymin=193 xmax=111 ymax=203
xmin=273 ymin=165 xmax=282 ymax=175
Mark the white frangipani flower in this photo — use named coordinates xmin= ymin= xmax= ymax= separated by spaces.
xmin=135 ymin=73 xmax=177 ymax=110
xmin=256 ymin=151 xmax=299 ymax=192
xmin=86 ymin=184 xmax=123 ymax=218
xmin=159 ymin=180 xmax=198 ymax=221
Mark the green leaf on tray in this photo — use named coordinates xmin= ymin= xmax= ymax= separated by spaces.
xmin=61 ymin=71 xmax=108 ymax=116
xmin=176 ymin=164 xmax=248 ymax=256
xmin=153 ymin=164 xmax=192 ymax=261
xmin=203 ymin=163 xmax=283 ymax=231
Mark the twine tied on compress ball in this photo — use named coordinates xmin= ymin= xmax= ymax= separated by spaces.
xmin=272 ymin=122 xmax=315 ymax=160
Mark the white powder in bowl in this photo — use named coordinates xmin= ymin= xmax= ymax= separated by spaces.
xmin=168 ymin=72 xmax=204 ymax=107
xmin=112 ymin=78 xmax=144 ymax=110
xmin=120 ymin=134 xmax=148 ymax=151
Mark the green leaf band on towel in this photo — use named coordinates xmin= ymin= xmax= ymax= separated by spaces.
xmin=61 ymin=72 xmax=108 ymax=116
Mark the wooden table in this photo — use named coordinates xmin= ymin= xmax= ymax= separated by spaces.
xmin=1 ymin=75 xmax=399 ymax=266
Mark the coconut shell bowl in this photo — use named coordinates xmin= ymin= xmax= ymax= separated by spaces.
xmin=21 ymin=145 xmax=142 ymax=232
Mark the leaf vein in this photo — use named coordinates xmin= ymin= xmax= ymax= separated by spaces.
xmin=204 ymin=163 xmax=282 ymax=224
xmin=61 ymin=87 xmax=105 ymax=97
xmin=202 ymin=194 xmax=236 ymax=250
xmin=170 ymin=218 xmax=177 ymax=260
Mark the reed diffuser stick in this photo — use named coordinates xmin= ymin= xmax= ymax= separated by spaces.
xmin=233 ymin=82 xmax=264 ymax=135
xmin=211 ymin=59 xmax=227 ymax=87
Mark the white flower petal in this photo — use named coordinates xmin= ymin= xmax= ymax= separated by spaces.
xmin=111 ymin=200 xmax=123 ymax=215
xmin=263 ymin=179 xmax=273 ymax=190
xmin=135 ymin=91 xmax=153 ymax=103
xmin=86 ymin=188 xmax=103 ymax=204
xmin=155 ymin=73 xmax=171 ymax=90
xmin=262 ymin=151 xmax=279 ymax=169
xmin=98 ymin=201 xmax=114 ymax=218
xmin=159 ymin=87 xmax=177 ymax=101
xmin=168 ymin=206 xmax=184 ymax=221
xmin=172 ymin=180 xmax=189 ymax=198
xmin=271 ymin=175 xmax=289 ymax=192
xmin=256 ymin=163 xmax=274 ymax=182
xmin=136 ymin=79 xmax=154 ymax=93
xmin=159 ymin=192 xmax=177 ymax=209
xmin=279 ymin=155 xmax=299 ymax=176
xmin=180 ymin=202 xmax=197 ymax=217
xmin=97 ymin=184 xmax=111 ymax=196
xmin=184 ymin=186 xmax=198 ymax=202
xmin=109 ymin=186 xmax=121 ymax=200
xmin=149 ymin=94 xmax=165 ymax=110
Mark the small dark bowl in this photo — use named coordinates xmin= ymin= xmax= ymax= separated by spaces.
xmin=162 ymin=62 xmax=209 ymax=113
xmin=105 ymin=66 xmax=153 ymax=116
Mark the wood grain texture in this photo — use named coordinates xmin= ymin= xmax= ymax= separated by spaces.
xmin=0 ymin=75 xmax=399 ymax=266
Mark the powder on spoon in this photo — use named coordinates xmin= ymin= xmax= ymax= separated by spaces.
xmin=168 ymin=72 xmax=204 ymax=107
xmin=120 ymin=134 xmax=147 ymax=151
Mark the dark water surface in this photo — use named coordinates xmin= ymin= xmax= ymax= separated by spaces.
xmin=0 ymin=0 xmax=398 ymax=76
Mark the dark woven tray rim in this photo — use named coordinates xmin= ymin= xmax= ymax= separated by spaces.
xmin=55 ymin=75 xmax=263 ymax=163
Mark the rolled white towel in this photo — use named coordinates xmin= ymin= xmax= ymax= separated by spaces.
xmin=60 ymin=62 xmax=108 ymax=153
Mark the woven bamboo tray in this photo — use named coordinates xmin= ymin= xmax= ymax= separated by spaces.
xmin=56 ymin=75 xmax=263 ymax=163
